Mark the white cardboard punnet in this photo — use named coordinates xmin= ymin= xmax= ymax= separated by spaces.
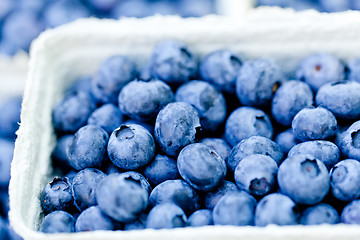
xmin=9 ymin=8 xmax=360 ymax=240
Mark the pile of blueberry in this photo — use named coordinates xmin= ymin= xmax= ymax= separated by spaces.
xmin=257 ymin=0 xmax=360 ymax=12
xmin=0 ymin=97 xmax=23 ymax=239
xmin=0 ymin=0 xmax=215 ymax=56
xmin=40 ymin=39 xmax=360 ymax=234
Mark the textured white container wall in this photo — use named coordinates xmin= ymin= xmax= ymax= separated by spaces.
xmin=9 ymin=9 xmax=360 ymax=240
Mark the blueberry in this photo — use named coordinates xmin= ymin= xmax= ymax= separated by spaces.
xmin=111 ymin=0 xmax=151 ymax=18
xmin=107 ymin=124 xmax=155 ymax=170
xmin=175 ymin=80 xmax=227 ymax=131
xmin=320 ymin=0 xmax=351 ymax=12
xmin=255 ymin=193 xmax=299 ymax=226
xmin=154 ymin=102 xmax=201 ymax=156
xmin=87 ymin=104 xmax=123 ymax=135
xmin=340 ymin=120 xmax=360 ymax=160
xmin=2 ymin=10 xmax=44 ymax=52
xmin=51 ymin=135 xmax=73 ymax=173
xmin=119 ymin=79 xmax=174 ymax=121
xmin=227 ymin=136 xmax=284 ymax=173
xmin=330 ymin=159 xmax=360 ymax=201
xmin=96 ymin=174 xmax=148 ymax=222
xmin=271 ymin=80 xmax=314 ymax=126
xmin=341 ymin=200 xmax=360 ymax=224
xmin=72 ymin=168 xmax=106 ymax=211
xmin=288 ymin=141 xmax=340 ymax=170
xmin=0 ymin=191 xmax=9 ymax=218
xmin=146 ymin=203 xmax=187 ymax=229
xmin=44 ymin=0 xmax=89 ymax=28
xmin=84 ymin=0 xmax=118 ymax=11
xmin=275 ymin=129 xmax=301 ymax=154
xmin=0 ymin=0 xmax=14 ymax=21
xmin=0 ymin=215 xmax=10 ymax=239
xmin=40 ymin=177 xmax=74 ymax=214
xmin=142 ymin=154 xmax=180 ymax=187
xmin=213 ymin=191 xmax=256 ymax=226
xmin=234 ymin=154 xmax=278 ymax=196
xmin=225 ymin=107 xmax=273 ymax=147
xmin=257 ymin=0 xmax=292 ymax=7
xmin=203 ymin=181 xmax=239 ymax=210
xmin=296 ymin=53 xmax=345 ymax=91
xmin=199 ymin=50 xmax=242 ymax=94
xmin=315 ymin=81 xmax=360 ymax=120
xmin=148 ymin=1 xmax=177 ymax=15
xmin=52 ymin=91 xmax=96 ymax=134
xmin=301 ymin=203 xmax=339 ymax=225
xmin=0 ymin=139 xmax=14 ymax=188
xmin=75 ymin=206 xmax=118 ymax=232
xmin=348 ymin=58 xmax=360 ymax=83
xmin=200 ymin=138 xmax=231 ymax=163
xmin=149 ymin=179 xmax=200 ymax=216
xmin=118 ymin=171 xmax=152 ymax=196
xmin=292 ymin=107 xmax=337 ymax=141
xmin=352 ymin=0 xmax=360 ymax=10
xmin=0 ymin=40 xmax=18 ymax=56
xmin=92 ymin=55 xmax=137 ymax=104
xmin=287 ymin=0 xmax=321 ymax=11
xmin=236 ymin=58 xmax=285 ymax=107
xmin=177 ymin=143 xmax=226 ymax=191
xmin=0 ymin=96 xmax=22 ymax=140
xmin=188 ymin=209 xmax=213 ymax=227
xmin=40 ymin=211 xmax=75 ymax=233
xmin=150 ymin=40 xmax=197 ymax=86
xmin=278 ymin=154 xmax=330 ymax=205
xmin=123 ymin=214 xmax=146 ymax=231
xmin=67 ymin=125 xmax=109 ymax=171
xmin=184 ymin=1 xmax=220 ymax=16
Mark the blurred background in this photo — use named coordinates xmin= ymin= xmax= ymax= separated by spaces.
xmin=1 ymin=0 xmax=359 ymax=57
xmin=0 ymin=0 xmax=359 ymax=239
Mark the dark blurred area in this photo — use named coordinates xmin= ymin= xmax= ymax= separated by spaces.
xmin=257 ymin=0 xmax=360 ymax=12
xmin=0 ymin=0 xmax=216 ymax=56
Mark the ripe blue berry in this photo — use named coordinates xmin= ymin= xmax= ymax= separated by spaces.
xmin=146 ymin=203 xmax=187 ymax=229
xmin=296 ymin=53 xmax=344 ymax=91
xmin=225 ymin=107 xmax=273 ymax=147
xmin=175 ymin=80 xmax=226 ymax=131
xmin=301 ymin=203 xmax=339 ymax=225
xmin=119 ymin=79 xmax=174 ymax=121
xmin=213 ymin=192 xmax=256 ymax=226
xmin=330 ymin=159 xmax=360 ymax=201
xmin=154 ymin=102 xmax=201 ymax=156
xmin=150 ymin=40 xmax=197 ymax=86
xmin=40 ymin=177 xmax=74 ymax=214
xmin=177 ymin=143 xmax=226 ymax=191
xmin=292 ymin=107 xmax=337 ymax=141
xmin=200 ymin=49 xmax=242 ymax=94
xmin=96 ymin=174 xmax=148 ymax=223
xmin=40 ymin=211 xmax=75 ymax=233
xmin=92 ymin=55 xmax=137 ymax=104
xmin=234 ymin=154 xmax=278 ymax=196
xmin=236 ymin=58 xmax=285 ymax=107
xmin=278 ymin=154 xmax=330 ymax=205
xmin=255 ymin=193 xmax=299 ymax=226
xmin=107 ymin=124 xmax=155 ymax=170
xmin=67 ymin=125 xmax=109 ymax=171
xmin=188 ymin=209 xmax=213 ymax=227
